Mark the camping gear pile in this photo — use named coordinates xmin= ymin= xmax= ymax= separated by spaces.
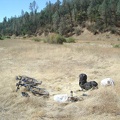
xmin=16 ymin=75 xmax=49 ymax=97
xmin=15 ymin=73 xmax=115 ymax=103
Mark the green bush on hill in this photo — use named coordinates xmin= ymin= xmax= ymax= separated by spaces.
xmin=0 ymin=35 xmax=4 ymax=40
xmin=0 ymin=35 xmax=11 ymax=40
xmin=0 ymin=37 xmax=4 ymax=40
xmin=44 ymin=34 xmax=76 ymax=44
xmin=113 ymin=44 xmax=120 ymax=48
xmin=45 ymin=34 xmax=66 ymax=44
xmin=32 ymin=37 xmax=43 ymax=42
xmin=66 ymin=37 xmax=75 ymax=43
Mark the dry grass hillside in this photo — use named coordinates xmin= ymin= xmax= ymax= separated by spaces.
xmin=0 ymin=31 xmax=120 ymax=120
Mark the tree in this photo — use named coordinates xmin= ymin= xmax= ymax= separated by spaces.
xmin=21 ymin=10 xmax=24 ymax=17
xmin=52 ymin=11 xmax=60 ymax=32
xmin=108 ymin=0 xmax=119 ymax=25
xmin=61 ymin=0 xmax=74 ymax=27
xmin=3 ymin=16 xmax=7 ymax=23
xmin=74 ymin=0 xmax=90 ymax=23
xmin=45 ymin=1 xmax=53 ymax=24
xmin=87 ymin=0 xmax=103 ymax=22
xmin=117 ymin=0 xmax=120 ymax=14
xmin=80 ymin=0 xmax=90 ymax=13
xmin=29 ymin=0 xmax=38 ymax=14
xmin=58 ymin=17 xmax=67 ymax=35
xmin=116 ymin=0 xmax=120 ymax=21
xmin=99 ymin=0 xmax=110 ymax=27
xmin=54 ymin=0 xmax=61 ymax=18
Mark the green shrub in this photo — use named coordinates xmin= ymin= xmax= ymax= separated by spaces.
xmin=0 ymin=37 xmax=4 ymax=40
xmin=32 ymin=38 xmax=42 ymax=42
xmin=6 ymin=36 xmax=11 ymax=39
xmin=113 ymin=44 xmax=120 ymax=48
xmin=75 ymin=28 xmax=82 ymax=36
xmin=23 ymin=36 xmax=26 ymax=39
xmin=87 ymin=25 xmax=97 ymax=34
xmin=66 ymin=37 xmax=75 ymax=43
xmin=0 ymin=36 xmax=4 ymax=40
xmin=56 ymin=35 xmax=66 ymax=44
xmin=110 ymin=27 xmax=120 ymax=35
xmin=110 ymin=28 xmax=116 ymax=34
xmin=46 ymin=34 xmax=66 ymax=44
xmin=117 ymin=38 xmax=120 ymax=41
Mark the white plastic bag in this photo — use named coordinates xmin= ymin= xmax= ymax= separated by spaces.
xmin=101 ymin=78 xmax=115 ymax=86
xmin=54 ymin=94 xmax=68 ymax=103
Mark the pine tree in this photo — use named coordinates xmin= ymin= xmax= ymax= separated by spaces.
xmin=108 ymin=0 xmax=119 ymax=25
xmin=87 ymin=0 xmax=103 ymax=22
xmin=117 ymin=0 xmax=120 ymax=17
xmin=99 ymin=0 xmax=110 ymax=27
xmin=116 ymin=0 xmax=120 ymax=26
xmin=52 ymin=11 xmax=60 ymax=32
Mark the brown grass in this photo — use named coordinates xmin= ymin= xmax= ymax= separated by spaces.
xmin=0 ymin=32 xmax=120 ymax=120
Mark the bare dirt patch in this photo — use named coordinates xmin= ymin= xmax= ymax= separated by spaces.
xmin=0 ymin=35 xmax=120 ymax=120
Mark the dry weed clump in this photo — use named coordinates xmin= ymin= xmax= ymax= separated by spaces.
xmin=0 ymin=92 xmax=47 ymax=119
xmin=66 ymin=87 xmax=120 ymax=119
xmin=31 ymin=110 xmax=46 ymax=120
xmin=87 ymin=88 xmax=120 ymax=115
xmin=45 ymin=102 xmax=75 ymax=120
xmin=11 ymin=93 xmax=47 ymax=110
